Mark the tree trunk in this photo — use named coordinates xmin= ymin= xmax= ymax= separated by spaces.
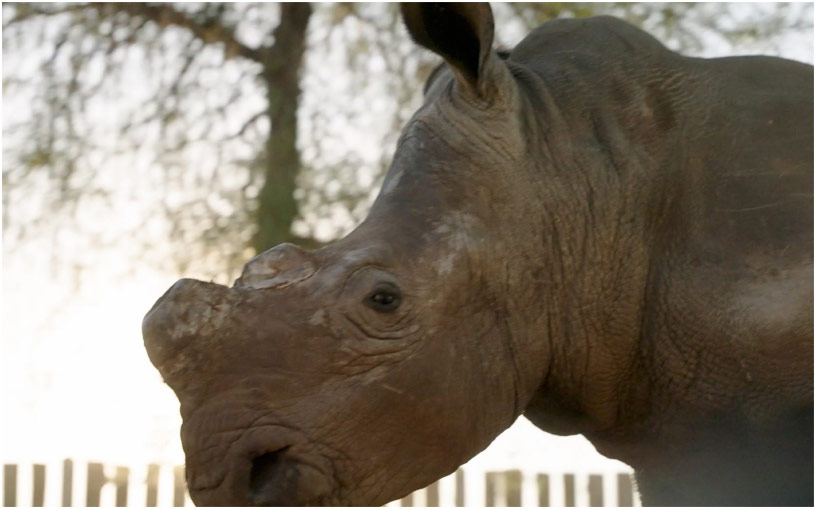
xmin=254 ymin=3 xmax=313 ymax=254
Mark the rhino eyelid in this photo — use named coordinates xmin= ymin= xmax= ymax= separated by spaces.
xmin=337 ymin=263 xmax=390 ymax=296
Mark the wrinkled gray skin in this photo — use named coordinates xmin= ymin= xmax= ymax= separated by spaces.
xmin=142 ymin=4 xmax=813 ymax=506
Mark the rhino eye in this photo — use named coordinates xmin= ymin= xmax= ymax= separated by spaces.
xmin=366 ymin=285 xmax=402 ymax=313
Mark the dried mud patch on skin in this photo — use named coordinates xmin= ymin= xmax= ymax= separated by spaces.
xmin=309 ymin=308 xmax=329 ymax=326
xmin=426 ymin=211 xmax=480 ymax=277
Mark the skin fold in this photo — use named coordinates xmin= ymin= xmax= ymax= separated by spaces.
xmin=142 ymin=3 xmax=813 ymax=506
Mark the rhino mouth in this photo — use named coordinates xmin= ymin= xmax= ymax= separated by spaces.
xmin=187 ymin=442 xmax=334 ymax=506
xmin=246 ymin=446 xmax=339 ymax=506
xmin=182 ymin=413 xmax=335 ymax=506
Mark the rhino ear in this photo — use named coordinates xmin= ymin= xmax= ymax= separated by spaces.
xmin=401 ymin=2 xmax=495 ymax=96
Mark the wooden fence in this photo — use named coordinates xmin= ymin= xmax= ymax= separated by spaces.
xmin=1 ymin=460 xmax=639 ymax=507
xmin=2 ymin=460 xmax=191 ymax=508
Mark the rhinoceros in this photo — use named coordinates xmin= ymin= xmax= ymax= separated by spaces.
xmin=142 ymin=3 xmax=813 ymax=506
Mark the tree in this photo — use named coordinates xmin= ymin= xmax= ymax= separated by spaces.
xmin=3 ymin=3 xmax=315 ymax=276
xmin=3 ymin=2 xmax=446 ymax=280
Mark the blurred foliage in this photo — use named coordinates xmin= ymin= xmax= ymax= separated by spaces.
xmin=2 ymin=2 xmax=812 ymax=282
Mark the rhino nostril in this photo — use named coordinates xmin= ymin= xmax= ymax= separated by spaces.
xmin=249 ymin=447 xmax=298 ymax=506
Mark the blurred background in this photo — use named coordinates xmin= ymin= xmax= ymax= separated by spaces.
xmin=2 ymin=2 xmax=812 ymax=507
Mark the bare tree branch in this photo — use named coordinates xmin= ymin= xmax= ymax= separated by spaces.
xmin=87 ymin=2 xmax=264 ymax=63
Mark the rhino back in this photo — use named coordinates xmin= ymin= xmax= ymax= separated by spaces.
xmin=690 ymin=55 xmax=813 ymax=264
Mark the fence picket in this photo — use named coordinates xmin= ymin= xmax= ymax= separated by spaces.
xmin=31 ymin=464 xmax=45 ymax=507
xmin=62 ymin=459 xmax=73 ymax=507
xmin=617 ymin=474 xmax=640 ymax=507
xmin=536 ymin=474 xmax=554 ymax=507
xmin=172 ymin=466 xmax=186 ymax=507
xmin=588 ymin=474 xmax=603 ymax=507
xmin=3 ymin=464 xmax=17 ymax=507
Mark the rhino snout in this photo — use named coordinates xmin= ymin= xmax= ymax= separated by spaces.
xmin=142 ymin=278 xmax=233 ymax=374
xmin=234 ymin=243 xmax=316 ymax=290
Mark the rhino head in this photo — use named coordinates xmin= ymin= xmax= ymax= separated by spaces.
xmin=144 ymin=3 xmax=641 ymax=506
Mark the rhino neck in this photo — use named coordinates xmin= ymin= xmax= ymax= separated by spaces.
xmin=504 ymin=50 xmax=691 ymax=438
xmin=433 ymin=112 xmax=659 ymax=440
xmin=514 ymin=183 xmax=653 ymax=438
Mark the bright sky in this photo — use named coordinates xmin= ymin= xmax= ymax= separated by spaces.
xmin=1 ymin=3 xmax=812 ymax=506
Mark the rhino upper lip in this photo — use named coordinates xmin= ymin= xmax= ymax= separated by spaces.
xmin=184 ymin=419 xmax=300 ymax=490
xmin=246 ymin=445 xmax=339 ymax=506
xmin=185 ymin=415 xmax=340 ymax=506
xmin=187 ymin=443 xmax=300 ymax=499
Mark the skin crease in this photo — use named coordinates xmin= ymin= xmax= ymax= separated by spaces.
xmin=142 ymin=4 xmax=813 ymax=507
